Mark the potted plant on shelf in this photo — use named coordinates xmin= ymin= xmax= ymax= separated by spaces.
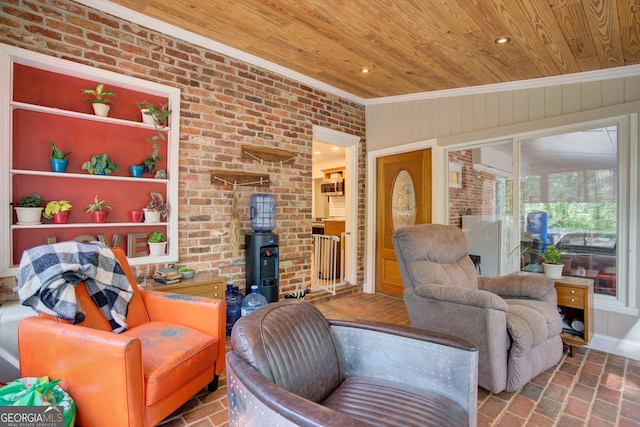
xmin=49 ymin=138 xmax=71 ymax=173
xmin=136 ymin=101 xmax=172 ymax=178
xmin=14 ymin=193 xmax=44 ymax=225
xmin=82 ymin=83 xmax=115 ymax=117
xmin=535 ymin=246 xmax=564 ymax=279
xmin=43 ymin=200 xmax=72 ymax=224
xmin=135 ymin=101 xmax=172 ymax=128
xmin=85 ymin=195 xmax=111 ymax=223
xmin=147 ymin=231 xmax=167 ymax=256
xmin=178 ymin=266 xmax=196 ymax=279
xmin=143 ymin=191 xmax=168 ymax=223
xmin=82 ymin=153 xmax=120 ymax=175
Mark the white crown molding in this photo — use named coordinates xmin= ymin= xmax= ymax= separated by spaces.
xmin=76 ymin=1 xmax=640 ymax=108
xmin=366 ymin=64 xmax=640 ymax=105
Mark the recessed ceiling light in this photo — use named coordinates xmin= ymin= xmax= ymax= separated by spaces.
xmin=314 ymin=151 xmax=321 ymax=155
xmin=361 ymin=67 xmax=370 ymax=73
xmin=495 ymin=36 xmax=511 ymax=44
xmin=331 ymin=147 xmax=340 ymax=151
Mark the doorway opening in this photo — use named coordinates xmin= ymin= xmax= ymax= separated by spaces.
xmin=311 ymin=126 xmax=359 ymax=294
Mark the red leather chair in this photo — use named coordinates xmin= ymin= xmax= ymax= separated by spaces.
xmin=18 ymin=248 xmax=226 ymax=427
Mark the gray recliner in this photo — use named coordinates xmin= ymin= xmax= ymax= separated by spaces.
xmin=226 ymin=299 xmax=478 ymax=426
xmin=393 ymin=224 xmax=563 ymax=393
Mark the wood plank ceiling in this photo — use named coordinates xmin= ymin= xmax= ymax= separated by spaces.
xmin=110 ymin=0 xmax=640 ymax=99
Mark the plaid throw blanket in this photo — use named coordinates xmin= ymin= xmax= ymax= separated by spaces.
xmin=15 ymin=241 xmax=134 ymax=333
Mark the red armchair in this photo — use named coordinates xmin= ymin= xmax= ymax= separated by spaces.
xmin=18 ymin=248 xmax=226 ymax=427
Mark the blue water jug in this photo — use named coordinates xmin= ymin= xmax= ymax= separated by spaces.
xmin=241 ymin=285 xmax=268 ymax=316
xmin=225 ymin=282 xmax=243 ymax=336
xmin=249 ymin=193 xmax=276 ymax=232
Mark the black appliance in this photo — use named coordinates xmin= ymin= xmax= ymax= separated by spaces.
xmin=245 ymin=232 xmax=279 ymax=303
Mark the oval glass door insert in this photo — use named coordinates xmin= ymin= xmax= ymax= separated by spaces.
xmin=391 ymin=169 xmax=416 ymax=230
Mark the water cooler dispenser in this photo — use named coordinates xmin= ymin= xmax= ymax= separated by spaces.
xmin=245 ymin=194 xmax=279 ymax=303
xmin=245 ymin=233 xmax=279 ymax=303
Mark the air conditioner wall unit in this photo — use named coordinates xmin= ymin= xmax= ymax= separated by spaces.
xmin=472 ymin=147 xmax=513 ymax=177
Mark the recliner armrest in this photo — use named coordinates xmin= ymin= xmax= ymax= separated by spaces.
xmin=413 ymin=283 xmax=508 ymax=311
xmin=481 ymin=274 xmax=555 ymax=300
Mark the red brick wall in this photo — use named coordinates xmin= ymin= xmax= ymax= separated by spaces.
xmin=448 ymin=150 xmax=496 ymax=227
xmin=0 ymin=0 xmax=366 ymax=295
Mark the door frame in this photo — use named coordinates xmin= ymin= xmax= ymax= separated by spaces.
xmin=364 ymin=138 xmax=444 ymax=294
xmin=312 ymin=125 xmax=360 ymax=287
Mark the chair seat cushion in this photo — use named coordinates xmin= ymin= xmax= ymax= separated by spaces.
xmin=122 ymin=321 xmax=218 ymax=405
xmin=322 ymin=377 xmax=468 ymax=427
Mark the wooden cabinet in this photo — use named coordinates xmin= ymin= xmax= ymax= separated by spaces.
xmin=554 ymin=276 xmax=594 ymax=356
xmin=1 ymin=44 xmax=180 ymax=276
xmin=151 ymin=274 xmax=225 ymax=299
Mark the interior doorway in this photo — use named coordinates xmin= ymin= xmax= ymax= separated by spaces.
xmin=311 ymin=126 xmax=360 ymax=292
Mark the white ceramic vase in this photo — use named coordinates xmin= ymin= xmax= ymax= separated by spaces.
xmin=92 ymin=103 xmax=110 ymax=117
xmin=15 ymin=207 xmax=43 ymax=225
xmin=143 ymin=208 xmax=161 ymax=223
xmin=148 ymin=242 xmax=167 ymax=256
xmin=543 ymin=263 xmax=564 ymax=279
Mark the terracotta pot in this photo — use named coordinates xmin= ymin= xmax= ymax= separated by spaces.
xmin=91 ymin=210 xmax=109 ymax=223
xmin=52 ymin=211 xmax=70 ymax=224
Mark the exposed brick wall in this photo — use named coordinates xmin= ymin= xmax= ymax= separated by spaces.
xmin=0 ymin=0 xmax=367 ymax=296
xmin=448 ymin=150 xmax=496 ymax=228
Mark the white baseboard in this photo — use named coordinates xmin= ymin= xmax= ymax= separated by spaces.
xmin=589 ymin=333 xmax=640 ymax=361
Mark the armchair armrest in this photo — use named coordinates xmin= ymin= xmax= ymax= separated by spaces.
xmin=141 ymin=290 xmax=225 ymax=337
xmin=414 ymin=283 xmax=507 ymax=311
xmin=329 ymin=320 xmax=478 ymax=425
xmin=227 ymin=352 xmax=369 ymax=427
xmin=18 ymin=316 xmax=144 ymax=427
xmin=480 ymin=274 xmax=555 ymax=300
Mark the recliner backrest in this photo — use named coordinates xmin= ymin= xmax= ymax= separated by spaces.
xmin=231 ymin=300 xmax=342 ymax=403
xmin=393 ymin=224 xmax=479 ymax=289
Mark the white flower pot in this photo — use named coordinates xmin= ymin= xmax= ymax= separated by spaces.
xmin=543 ymin=263 xmax=564 ymax=279
xmin=143 ymin=208 xmax=161 ymax=223
xmin=15 ymin=207 xmax=43 ymax=225
xmin=148 ymin=242 xmax=167 ymax=256
xmin=92 ymin=103 xmax=110 ymax=117
xmin=140 ymin=109 xmax=155 ymax=125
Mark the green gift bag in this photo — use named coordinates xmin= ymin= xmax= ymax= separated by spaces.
xmin=0 ymin=376 xmax=76 ymax=427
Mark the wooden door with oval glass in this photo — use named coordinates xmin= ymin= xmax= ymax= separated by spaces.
xmin=375 ymin=149 xmax=432 ymax=297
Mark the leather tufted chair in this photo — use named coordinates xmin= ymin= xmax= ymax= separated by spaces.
xmin=226 ymin=299 xmax=478 ymax=427
xmin=18 ymin=248 xmax=226 ymax=427
xmin=393 ymin=224 xmax=564 ymax=393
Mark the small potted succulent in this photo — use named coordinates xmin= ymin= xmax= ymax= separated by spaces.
xmin=85 ymin=195 xmax=112 ymax=223
xmin=43 ymin=200 xmax=72 ymax=224
xmin=14 ymin=193 xmax=44 ymax=224
xmin=178 ymin=266 xmax=196 ymax=279
xmin=147 ymin=231 xmax=167 ymax=256
xmin=143 ymin=192 xmax=168 ymax=223
xmin=82 ymin=153 xmax=120 ymax=176
xmin=82 ymin=83 xmax=115 ymax=117
xmin=49 ymin=138 xmax=71 ymax=173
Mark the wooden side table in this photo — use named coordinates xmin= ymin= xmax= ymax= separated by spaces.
xmin=149 ymin=273 xmax=225 ymax=299
xmin=554 ymin=276 xmax=594 ymax=356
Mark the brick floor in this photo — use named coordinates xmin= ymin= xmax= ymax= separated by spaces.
xmin=157 ymin=293 xmax=640 ymax=426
